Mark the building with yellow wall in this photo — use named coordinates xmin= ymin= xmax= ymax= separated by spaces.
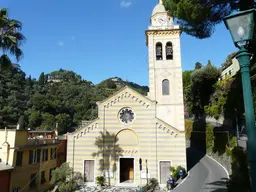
xmin=66 ymin=0 xmax=187 ymax=187
xmin=0 ymin=129 xmax=59 ymax=192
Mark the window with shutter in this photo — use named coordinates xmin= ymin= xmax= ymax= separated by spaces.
xmin=37 ymin=149 xmax=41 ymax=163
xmin=16 ymin=151 xmax=23 ymax=166
xmin=162 ymin=79 xmax=170 ymax=95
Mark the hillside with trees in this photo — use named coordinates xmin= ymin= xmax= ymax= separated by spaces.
xmin=0 ymin=67 xmax=149 ymax=134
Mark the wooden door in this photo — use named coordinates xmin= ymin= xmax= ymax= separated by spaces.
xmin=160 ymin=161 xmax=171 ymax=184
xmin=84 ymin=160 xmax=94 ymax=182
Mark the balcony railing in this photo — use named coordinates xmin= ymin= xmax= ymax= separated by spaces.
xmin=27 ymin=138 xmax=59 ymax=146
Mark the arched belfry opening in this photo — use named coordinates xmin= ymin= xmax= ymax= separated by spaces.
xmin=156 ymin=42 xmax=163 ymax=60
xmin=166 ymin=42 xmax=173 ymax=60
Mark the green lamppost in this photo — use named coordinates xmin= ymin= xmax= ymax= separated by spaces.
xmin=224 ymin=9 xmax=256 ymax=191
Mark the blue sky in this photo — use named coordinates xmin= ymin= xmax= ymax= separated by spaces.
xmin=1 ymin=0 xmax=237 ymax=86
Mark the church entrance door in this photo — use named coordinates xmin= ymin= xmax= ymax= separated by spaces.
xmin=119 ymin=158 xmax=134 ymax=183
xmin=84 ymin=160 xmax=95 ymax=182
xmin=160 ymin=161 xmax=171 ymax=184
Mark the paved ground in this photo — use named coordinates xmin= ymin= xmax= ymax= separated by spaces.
xmin=173 ymin=148 xmax=228 ymax=192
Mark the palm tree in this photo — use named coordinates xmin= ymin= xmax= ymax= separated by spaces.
xmin=0 ymin=8 xmax=25 ymax=69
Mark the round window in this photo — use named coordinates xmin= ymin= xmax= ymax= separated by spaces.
xmin=118 ymin=108 xmax=135 ymax=125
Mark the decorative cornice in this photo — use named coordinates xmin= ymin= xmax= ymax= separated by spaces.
xmin=104 ymin=91 xmax=151 ymax=109
xmin=145 ymin=29 xmax=181 ymax=46
xmin=146 ymin=29 xmax=181 ymax=36
xmin=156 ymin=118 xmax=182 ymax=137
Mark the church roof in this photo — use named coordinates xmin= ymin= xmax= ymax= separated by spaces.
xmin=152 ymin=0 xmax=166 ymax=16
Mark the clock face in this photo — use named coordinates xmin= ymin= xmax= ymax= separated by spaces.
xmin=156 ymin=16 xmax=168 ymax=25
xmin=118 ymin=108 xmax=135 ymax=125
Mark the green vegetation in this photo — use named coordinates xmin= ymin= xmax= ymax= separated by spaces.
xmin=163 ymin=0 xmax=254 ymax=39
xmin=0 ymin=8 xmax=26 ymax=70
xmin=142 ymin=178 xmax=160 ymax=192
xmin=227 ymin=147 xmax=251 ymax=192
xmin=50 ymin=162 xmax=83 ymax=192
xmin=184 ymin=119 xmax=193 ymax=140
xmin=0 ymin=66 xmax=149 ymax=133
xmin=96 ymin=176 xmax=106 ymax=187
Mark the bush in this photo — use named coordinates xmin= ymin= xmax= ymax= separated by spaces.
xmin=185 ymin=119 xmax=193 ymax=140
xmin=96 ymin=176 xmax=106 ymax=186
xmin=227 ymin=147 xmax=250 ymax=191
xmin=206 ymin=124 xmax=214 ymax=152
xmin=142 ymin=178 xmax=160 ymax=192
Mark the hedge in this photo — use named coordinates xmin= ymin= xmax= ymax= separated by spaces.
xmin=185 ymin=119 xmax=193 ymax=140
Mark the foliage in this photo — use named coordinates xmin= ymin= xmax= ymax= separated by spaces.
xmin=206 ymin=124 xmax=214 ymax=152
xmin=163 ymin=0 xmax=255 ymax=39
xmin=204 ymin=77 xmax=233 ymax=119
xmin=142 ymin=178 xmax=160 ymax=192
xmin=185 ymin=119 xmax=193 ymax=140
xmin=0 ymin=67 xmax=148 ymax=132
xmin=227 ymin=147 xmax=250 ymax=192
xmin=194 ymin=62 xmax=202 ymax=70
xmin=50 ymin=162 xmax=82 ymax=192
xmin=96 ymin=176 xmax=106 ymax=186
xmin=39 ymin=72 xmax=45 ymax=86
xmin=0 ymin=8 xmax=25 ymax=69
xmin=186 ymin=62 xmax=220 ymax=119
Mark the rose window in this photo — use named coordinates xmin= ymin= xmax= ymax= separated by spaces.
xmin=118 ymin=108 xmax=135 ymax=125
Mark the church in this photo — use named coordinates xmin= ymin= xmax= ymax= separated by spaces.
xmin=66 ymin=0 xmax=186 ymax=186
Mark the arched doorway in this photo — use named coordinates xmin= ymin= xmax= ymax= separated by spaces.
xmin=116 ymin=129 xmax=138 ymax=184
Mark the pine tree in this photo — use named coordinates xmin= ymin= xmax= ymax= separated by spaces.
xmin=39 ymin=72 xmax=45 ymax=86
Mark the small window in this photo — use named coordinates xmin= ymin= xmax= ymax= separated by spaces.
xmin=50 ymin=148 xmax=57 ymax=160
xmin=156 ymin=42 xmax=163 ymax=60
xmin=229 ymin=70 xmax=232 ymax=75
xmin=41 ymin=171 xmax=46 ymax=184
xmin=29 ymin=149 xmax=41 ymax=164
xmin=42 ymin=149 xmax=48 ymax=162
xmin=30 ymin=174 xmax=36 ymax=188
xmin=162 ymin=79 xmax=170 ymax=95
xmin=49 ymin=168 xmax=56 ymax=182
xmin=166 ymin=42 xmax=173 ymax=60
xmin=16 ymin=151 xmax=23 ymax=166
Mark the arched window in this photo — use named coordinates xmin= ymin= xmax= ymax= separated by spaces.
xmin=166 ymin=42 xmax=173 ymax=60
xmin=156 ymin=42 xmax=163 ymax=60
xmin=162 ymin=79 xmax=170 ymax=95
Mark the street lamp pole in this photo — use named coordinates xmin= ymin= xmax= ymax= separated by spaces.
xmin=236 ymin=47 xmax=256 ymax=191
xmin=224 ymin=8 xmax=256 ymax=191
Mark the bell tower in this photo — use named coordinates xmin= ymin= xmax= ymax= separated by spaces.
xmin=146 ymin=0 xmax=185 ymax=131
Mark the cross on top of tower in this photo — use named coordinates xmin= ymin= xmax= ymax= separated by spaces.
xmin=159 ymin=0 xmax=163 ymax=4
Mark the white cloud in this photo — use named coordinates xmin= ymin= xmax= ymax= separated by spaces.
xmin=120 ymin=0 xmax=132 ymax=8
xmin=57 ymin=41 xmax=64 ymax=46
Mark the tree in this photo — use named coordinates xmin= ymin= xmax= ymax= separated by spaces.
xmin=163 ymin=0 xmax=255 ymax=39
xmin=187 ymin=62 xmax=220 ymax=118
xmin=39 ymin=72 xmax=45 ymax=86
xmin=28 ymin=111 xmax=41 ymax=129
xmin=195 ymin=62 xmax=203 ymax=70
xmin=41 ymin=113 xmax=55 ymax=130
xmin=50 ymin=162 xmax=83 ymax=192
xmin=0 ymin=8 xmax=25 ymax=69
xmin=55 ymin=113 xmax=71 ymax=134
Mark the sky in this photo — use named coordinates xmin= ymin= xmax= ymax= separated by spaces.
xmin=0 ymin=0 xmax=237 ymax=86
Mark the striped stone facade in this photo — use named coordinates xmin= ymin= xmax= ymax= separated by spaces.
xmin=67 ymin=87 xmax=186 ymax=186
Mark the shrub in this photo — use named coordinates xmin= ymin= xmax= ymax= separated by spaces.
xmin=142 ymin=178 xmax=159 ymax=192
xmin=227 ymin=147 xmax=250 ymax=191
xmin=96 ymin=176 xmax=106 ymax=186
xmin=185 ymin=119 xmax=193 ymax=140
xmin=206 ymin=124 xmax=214 ymax=152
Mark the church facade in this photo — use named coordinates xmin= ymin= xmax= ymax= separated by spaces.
xmin=66 ymin=0 xmax=186 ymax=186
